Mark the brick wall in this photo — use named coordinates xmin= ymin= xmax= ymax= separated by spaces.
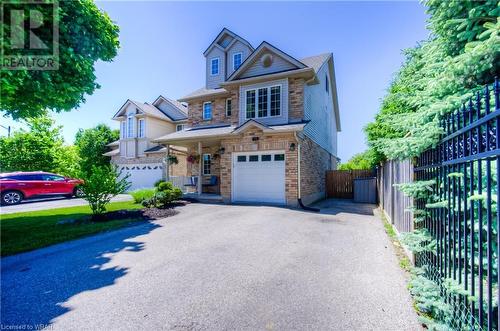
xmin=187 ymin=86 xmax=239 ymax=127
xmin=299 ymin=135 xmax=333 ymax=204
xmin=288 ymin=77 xmax=305 ymax=121
xmin=220 ymin=127 xmax=299 ymax=205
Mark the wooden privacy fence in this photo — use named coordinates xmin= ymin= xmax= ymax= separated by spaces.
xmin=326 ymin=170 xmax=375 ymax=199
xmin=377 ymin=159 xmax=414 ymax=233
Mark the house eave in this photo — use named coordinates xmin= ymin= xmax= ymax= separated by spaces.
xmin=220 ymin=68 xmax=315 ymax=87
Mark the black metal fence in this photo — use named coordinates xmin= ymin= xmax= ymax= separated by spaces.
xmin=414 ymin=79 xmax=500 ymax=330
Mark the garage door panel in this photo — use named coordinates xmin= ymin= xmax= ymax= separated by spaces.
xmin=232 ymin=151 xmax=286 ymax=204
xmin=117 ymin=163 xmax=163 ymax=191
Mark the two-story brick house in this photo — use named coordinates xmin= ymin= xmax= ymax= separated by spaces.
xmin=106 ymin=95 xmax=188 ymax=190
xmin=155 ymin=28 xmax=340 ymax=206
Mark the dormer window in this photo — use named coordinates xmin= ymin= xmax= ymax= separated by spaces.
xmin=210 ymin=58 xmax=219 ymax=75
xmin=203 ymin=102 xmax=212 ymax=120
xmin=233 ymin=52 xmax=242 ymax=71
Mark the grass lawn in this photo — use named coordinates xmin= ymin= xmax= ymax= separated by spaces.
xmin=1 ymin=201 xmax=144 ymax=257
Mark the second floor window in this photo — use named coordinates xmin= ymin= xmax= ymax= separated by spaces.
xmin=245 ymin=85 xmax=281 ymax=119
xmin=233 ymin=53 xmax=242 ymax=71
xmin=176 ymin=124 xmax=185 ymax=131
xmin=138 ymin=119 xmax=145 ymax=138
xmin=203 ymin=102 xmax=212 ymax=120
xmin=210 ymin=58 xmax=219 ymax=75
xmin=127 ymin=115 xmax=134 ymax=138
xmin=121 ymin=121 xmax=126 ymax=138
xmin=325 ymin=75 xmax=329 ymax=94
xmin=225 ymin=99 xmax=232 ymax=117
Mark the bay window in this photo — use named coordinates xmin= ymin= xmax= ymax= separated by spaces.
xmin=127 ymin=115 xmax=134 ymax=138
xmin=245 ymin=85 xmax=281 ymax=119
xmin=121 ymin=121 xmax=126 ymax=138
xmin=138 ymin=118 xmax=145 ymax=138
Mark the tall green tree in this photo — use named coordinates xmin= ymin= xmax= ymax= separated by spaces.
xmin=365 ymin=0 xmax=500 ymax=160
xmin=1 ymin=0 xmax=120 ymax=119
xmin=75 ymin=124 xmax=118 ymax=175
xmin=338 ymin=150 xmax=378 ymax=170
xmin=0 ymin=114 xmax=79 ymax=175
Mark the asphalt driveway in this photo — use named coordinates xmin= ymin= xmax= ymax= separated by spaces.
xmin=1 ymin=200 xmax=421 ymax=330
xmin=0 ymin=194 xmax=132 ymax=214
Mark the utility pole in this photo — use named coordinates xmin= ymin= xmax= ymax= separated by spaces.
xmin=0 ymin=125 xmax=11 ymax=137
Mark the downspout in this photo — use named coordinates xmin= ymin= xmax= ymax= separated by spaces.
xmin=294 ymin=132 xmax=320 ymax=212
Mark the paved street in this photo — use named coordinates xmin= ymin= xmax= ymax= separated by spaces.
xmin=1 ymin=200 xmax=421 ymax=330
xmin=0 ymin=194 xmax=132 ymax=214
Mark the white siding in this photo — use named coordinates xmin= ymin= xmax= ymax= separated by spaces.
xmin=238 ymin=79 xmax=289 ymax=126
xmin=239 ymin=52 xmax=296 ymax=79
xmin=303 ymin=62 xmax=338 ymax=156
xmin=226 ymin=40 xmax=253 ymax=78
xmin=205 ymin=47 xmax=225 ymax=89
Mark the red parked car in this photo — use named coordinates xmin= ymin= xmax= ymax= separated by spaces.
xmin=0 ymin=172 xmax=84 ymax=205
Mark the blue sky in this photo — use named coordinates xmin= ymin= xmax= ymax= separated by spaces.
xmin=1 ymin=1 xmax=429 ymax=162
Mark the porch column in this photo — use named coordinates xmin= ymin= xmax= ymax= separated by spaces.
xmin=165 ymin=144 xmax=170 ymax=181
xmin=197 ymin=141 xmax=202 ymax=195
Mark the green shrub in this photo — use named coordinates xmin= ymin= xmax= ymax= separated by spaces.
xmin=142 ymin=181 xmax=182 ymax=208
xmin=81 ymin=165 xmax=130 ymax=218
xmin=130 ymin=188 xmax=155 ymax=204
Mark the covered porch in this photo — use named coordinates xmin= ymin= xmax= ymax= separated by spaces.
xmin=154 ymin=125 xmax=233 ymax=199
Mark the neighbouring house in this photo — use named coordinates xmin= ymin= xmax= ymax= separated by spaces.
xmin=154 ymin=28 xmax=341 ymax=206
xmin=105 ymin=95 xmax=188 ymax=190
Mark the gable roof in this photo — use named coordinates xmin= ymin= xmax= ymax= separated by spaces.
xmin=203 ymin=28 xmax=254 ymax=56
xmin=300 ymin=53 xmax=331 ymax=74
xmin=113 ymin=97 xmax=188 ymax=122
xmin=152 ymin=95 xmax=188 ymax=121
xmin=227 ymin=41 xmax=307 ymax=81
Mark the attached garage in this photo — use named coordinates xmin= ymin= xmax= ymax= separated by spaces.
xmin=117 ymin=163 xmax=163 ymax=191
xmin=231 ymin=151 xmax=286 ymax=204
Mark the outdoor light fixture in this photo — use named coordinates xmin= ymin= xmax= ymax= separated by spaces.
xmin=219 ymin=147 xmax=225 ymax=154
xmin=289 ymin=143 xmax=296 ymax=151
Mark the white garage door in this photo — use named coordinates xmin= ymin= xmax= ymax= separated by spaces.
xmin=117 ymin=163 xmax=163 ymax=191
xmin=232 ymin=151 xmax=286 ymax=204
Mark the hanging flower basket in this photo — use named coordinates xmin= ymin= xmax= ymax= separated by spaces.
xmin=187 ymin=154 xmax=200 ymax=164
xmin=166 ymin=154 xmax=179 ymax=165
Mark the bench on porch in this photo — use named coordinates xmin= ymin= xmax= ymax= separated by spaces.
xmin=184 ymin=176 xmax=219 ymax=193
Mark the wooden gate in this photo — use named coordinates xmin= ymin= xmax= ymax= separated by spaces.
xmin=325 ymin=170 xmax=375 ymax=199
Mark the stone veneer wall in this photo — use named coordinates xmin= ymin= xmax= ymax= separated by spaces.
xmin=299 ymin=135 xmax=333 ymax=205
xmin=219 ymin=127 xmax=299 ymax=206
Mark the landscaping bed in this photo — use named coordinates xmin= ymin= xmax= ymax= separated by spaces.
xmin=0 ymin=200 xmax=186 ymax=257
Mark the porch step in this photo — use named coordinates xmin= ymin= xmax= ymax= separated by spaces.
xmin=183 ymin=193 xmax=224 ymax=203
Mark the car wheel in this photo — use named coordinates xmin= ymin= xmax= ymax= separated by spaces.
xmin=74 ymin=186 xmax=84 ymax=198
xmin=1 ymin=191 xmax=23 ymax=205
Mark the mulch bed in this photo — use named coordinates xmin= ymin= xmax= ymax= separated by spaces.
xmin=59 ymin=201 xmax=189 ymax=224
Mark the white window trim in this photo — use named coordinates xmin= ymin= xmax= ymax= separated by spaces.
xmin=203 ymin=102 xmax=212 ymax=120
xmin=138 ymin=118 xmax=145 ymax=138
xmin=225 ymin=98 xmax=232 ymax=117
xmin=210 ymin=57 xmax=219 ymax=76
xmin=127 ymin=115 xmax=134 ymax=138
xmin=176 ymin=124 xmax=185 ymax=131
xmin=232 ymin=52 xmax=242 ymax=71
xmin=202 ymin=153 xmax=211 ymax=175
xmin=244 ymin=84 xmax=282 ymax=120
